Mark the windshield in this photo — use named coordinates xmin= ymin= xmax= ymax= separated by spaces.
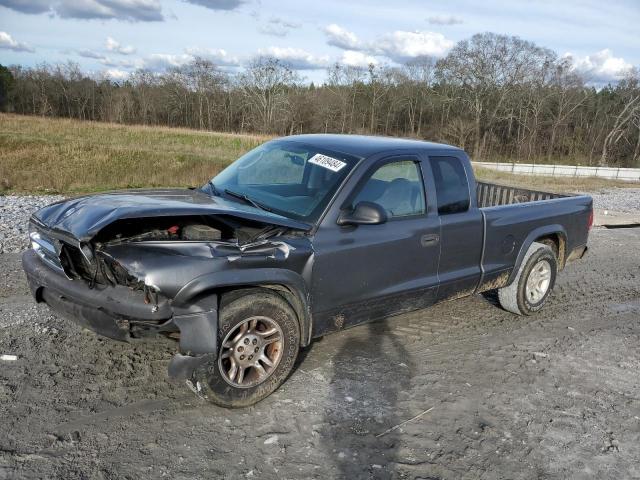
xmin=209 ymin=140 xmax=360 ymax=223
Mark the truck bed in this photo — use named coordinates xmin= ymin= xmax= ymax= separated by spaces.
xmin=475 ymin=181 xmax=592 ymax=290
xmin=476 ymin=181 xmax=567 ymax=208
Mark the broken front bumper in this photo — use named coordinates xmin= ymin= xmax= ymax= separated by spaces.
xmin=22 ymin=250 xmax=218 ymax=378
xmin=23 ymin=249 xmax=174 ymax=341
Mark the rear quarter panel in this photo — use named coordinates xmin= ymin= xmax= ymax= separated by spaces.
xmin=481 ymin=195 xmax=592 ymax=283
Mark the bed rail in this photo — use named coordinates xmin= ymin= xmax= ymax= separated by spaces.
xmin=476 ymin=181 xmax=567 ymax=208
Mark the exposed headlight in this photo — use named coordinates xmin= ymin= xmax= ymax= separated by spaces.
xmin=28 ymin=225 xmax=64 ymax=272
xmin=29 ymin=230 xmax=56 ymax=254
xmin=29 ymin=230 xmax=42 ymax=252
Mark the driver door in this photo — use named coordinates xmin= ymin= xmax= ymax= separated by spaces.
xmin=310 ymin=155 xmax=441 ymax=334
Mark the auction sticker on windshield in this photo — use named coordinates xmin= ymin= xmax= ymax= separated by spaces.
xmin=308 ymin=154 xmax=347 ymax=172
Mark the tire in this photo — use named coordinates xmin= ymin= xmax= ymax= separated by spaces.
xmin=191 ymin=290 xmax=300 ymax=408
xmin=498 ymin=242 xmax=557 ymax=315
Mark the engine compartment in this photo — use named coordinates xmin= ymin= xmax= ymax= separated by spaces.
xmin=93 ymin=215 xmax=276 ymax=246
xmin=57 ymin=215 xmax=295 ymax=292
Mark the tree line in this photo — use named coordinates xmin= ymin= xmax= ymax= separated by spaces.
xmin=1 ymin=33 xmax=639 ymax=167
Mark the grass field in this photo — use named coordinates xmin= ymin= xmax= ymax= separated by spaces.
xmin=0 ymin=113 xmax=635 ymax=194
xmin=0 ymin=114 xmax=268 ymax=194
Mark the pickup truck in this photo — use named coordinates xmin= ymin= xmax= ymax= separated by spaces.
xmin=23 ymin=135 xmax=593 ymax=407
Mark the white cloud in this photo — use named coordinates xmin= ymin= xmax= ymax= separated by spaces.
xmin=427 ymin=15 xmax=463 ymax=25
xmin=183 ymin=0 xmax=244 ymax=10
xmin=101 ymin=57 xmax=139 ymax=68
xmin=104 ymin=68 xmax=129 ymax=80
xmin=140 ymin=48 xmax=240 ymax=71
xmin=371 ymin=31 xmax=453 ymax=62
xmin=58 ymin=0 xmax=163 ymax=21
xmin=143 ymin=53 xmax=194 ymax=70
xmin=566 ymin=49 xmax=634 ymax=84
xmin=77 ymin=49 xmax=106 ymax=59
xmin=106 ymin=36 xmax=136 ymax=55
xmin=259 ymin=17 xmax=301 ymax=37
xmin=322 ymin=24 xmax=454 ymax=63
xmin=0 ymin=0 xmax=164 ymax=21
xmin=0 ymin=31 xmax=34 ymax=52
xmin=323 ymin=24 xmax=360 ymax=50
xmin=257 ymin=47 xmax=329 ymax=70
xmin=94 ymin=47 xmax=240 ymax=73
xmin=0 ymin=0 xmax=49 ymax=14
xmin=184 ymin=47 xmax=240 ymax=66
xmin=340 ymin=50 xmax=378 ymax=68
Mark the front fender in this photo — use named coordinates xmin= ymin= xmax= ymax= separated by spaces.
xmin=173 ymin=268 xmax=313 ymax=346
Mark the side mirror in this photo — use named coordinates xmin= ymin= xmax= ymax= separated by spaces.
xmin=337 ymin=201 xmax=388 ymax=226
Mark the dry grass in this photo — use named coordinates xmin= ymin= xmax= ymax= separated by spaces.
xmin=1 ymin=113 xmax=636 ymax=195
xmin=0 ymin=114 xmax=269 ymax=194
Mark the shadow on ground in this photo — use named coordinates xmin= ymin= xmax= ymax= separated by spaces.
xmin=320 ymin=319 xmax=414 ymax=478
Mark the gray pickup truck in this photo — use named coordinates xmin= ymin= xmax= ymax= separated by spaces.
xmin=23 ymin=135 xmax=592 ymax=407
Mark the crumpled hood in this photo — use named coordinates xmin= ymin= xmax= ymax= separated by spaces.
xmin=32 ymin=188 xmax=311 ymax=242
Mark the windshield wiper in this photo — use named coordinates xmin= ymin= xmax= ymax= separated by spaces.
xmin=208 ymin=180 xmax=220 ymax=196
xmin=224 ymin=188 xmax=272 ymax=212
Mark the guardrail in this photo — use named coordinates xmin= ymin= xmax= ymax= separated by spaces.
xmin=473 ymin=161 xmax=640 ymax=182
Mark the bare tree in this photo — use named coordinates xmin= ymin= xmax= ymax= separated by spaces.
xmin=326 ymin=63 xmax=365 ymax=133
xmin=437 ymin=33 xmax=556 ymax=159
xmin=3 ymin=32 xmax=640 ymax=167
xmin=600 ymin=70 xmax=640 ymax=165
xmin=237 ymin=57 xmax=299 ymax=133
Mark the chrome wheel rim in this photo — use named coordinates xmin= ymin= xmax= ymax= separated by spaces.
xmin=525 ymin=260 xmax=551 ymax=304
xmin=218 ymin=316 xmax=283 ymax=388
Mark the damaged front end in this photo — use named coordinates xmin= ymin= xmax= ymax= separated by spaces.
xmin=55 ymin=215 xmax=292 ymax=305
xmin=24 ymin=201 xmax=310 ymax=381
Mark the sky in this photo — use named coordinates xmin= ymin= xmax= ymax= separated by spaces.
xmin=0 ymin=0 xmax=638 ymax=85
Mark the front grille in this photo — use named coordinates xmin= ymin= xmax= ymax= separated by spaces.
xmin=29 ymin=230 xmax=64 ymax=273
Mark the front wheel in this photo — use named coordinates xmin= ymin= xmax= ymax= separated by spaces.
xmin=191 ymin=290 xmax=300 ymax=408
xmin=498 ymin=242 xmax=557 ymax=315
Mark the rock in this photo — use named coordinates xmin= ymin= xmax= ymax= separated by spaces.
xmin=263 ymin=435 xmax=278 ymax=445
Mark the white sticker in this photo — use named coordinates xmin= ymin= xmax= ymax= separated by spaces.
xmin=308 ymin=153 xmax=347 ymax=172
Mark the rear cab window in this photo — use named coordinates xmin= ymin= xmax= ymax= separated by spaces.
xmin=429 ymin=156 xmax=470 ymax=215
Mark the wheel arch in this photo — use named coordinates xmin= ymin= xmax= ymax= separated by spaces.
xmin=534 ymin=232 xmax=567 ymax=270
xmin=173 ymin=269 xmax=313 ymax=347
xmin=507 ymin=225 xmax=567 ymax=286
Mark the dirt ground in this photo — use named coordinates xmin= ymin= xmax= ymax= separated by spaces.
xmin=1 ymin=227 xmax=639 ymax=480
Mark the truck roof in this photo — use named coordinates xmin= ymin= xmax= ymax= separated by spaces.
xmin=282 ymin=134 xmax=463 ymax=158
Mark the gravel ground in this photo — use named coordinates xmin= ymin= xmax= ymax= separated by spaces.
xmin=1 ymin=228 xmax=639 ymax=479
xmin=0 ymin=194 xmax=639 ymax=479
xmin=0 ymin=195 xmax=64 ymax=253
xmin=585 ymin=188 xmax=640 ymax=214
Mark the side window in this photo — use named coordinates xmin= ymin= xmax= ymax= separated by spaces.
xmin=429 ymin=156 xmax=470 ymax=215
xmin=351 ymin=160 xmax=426 ymax=218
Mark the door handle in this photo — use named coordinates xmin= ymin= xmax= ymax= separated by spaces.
xmin=420 ymin=233 xmax=440 ymax=247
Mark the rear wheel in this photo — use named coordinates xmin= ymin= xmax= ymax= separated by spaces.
xmin=498 ymin=242 xmax=557 ymax=315
xmin=192 ymin=290 xmax=300 ymax=408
